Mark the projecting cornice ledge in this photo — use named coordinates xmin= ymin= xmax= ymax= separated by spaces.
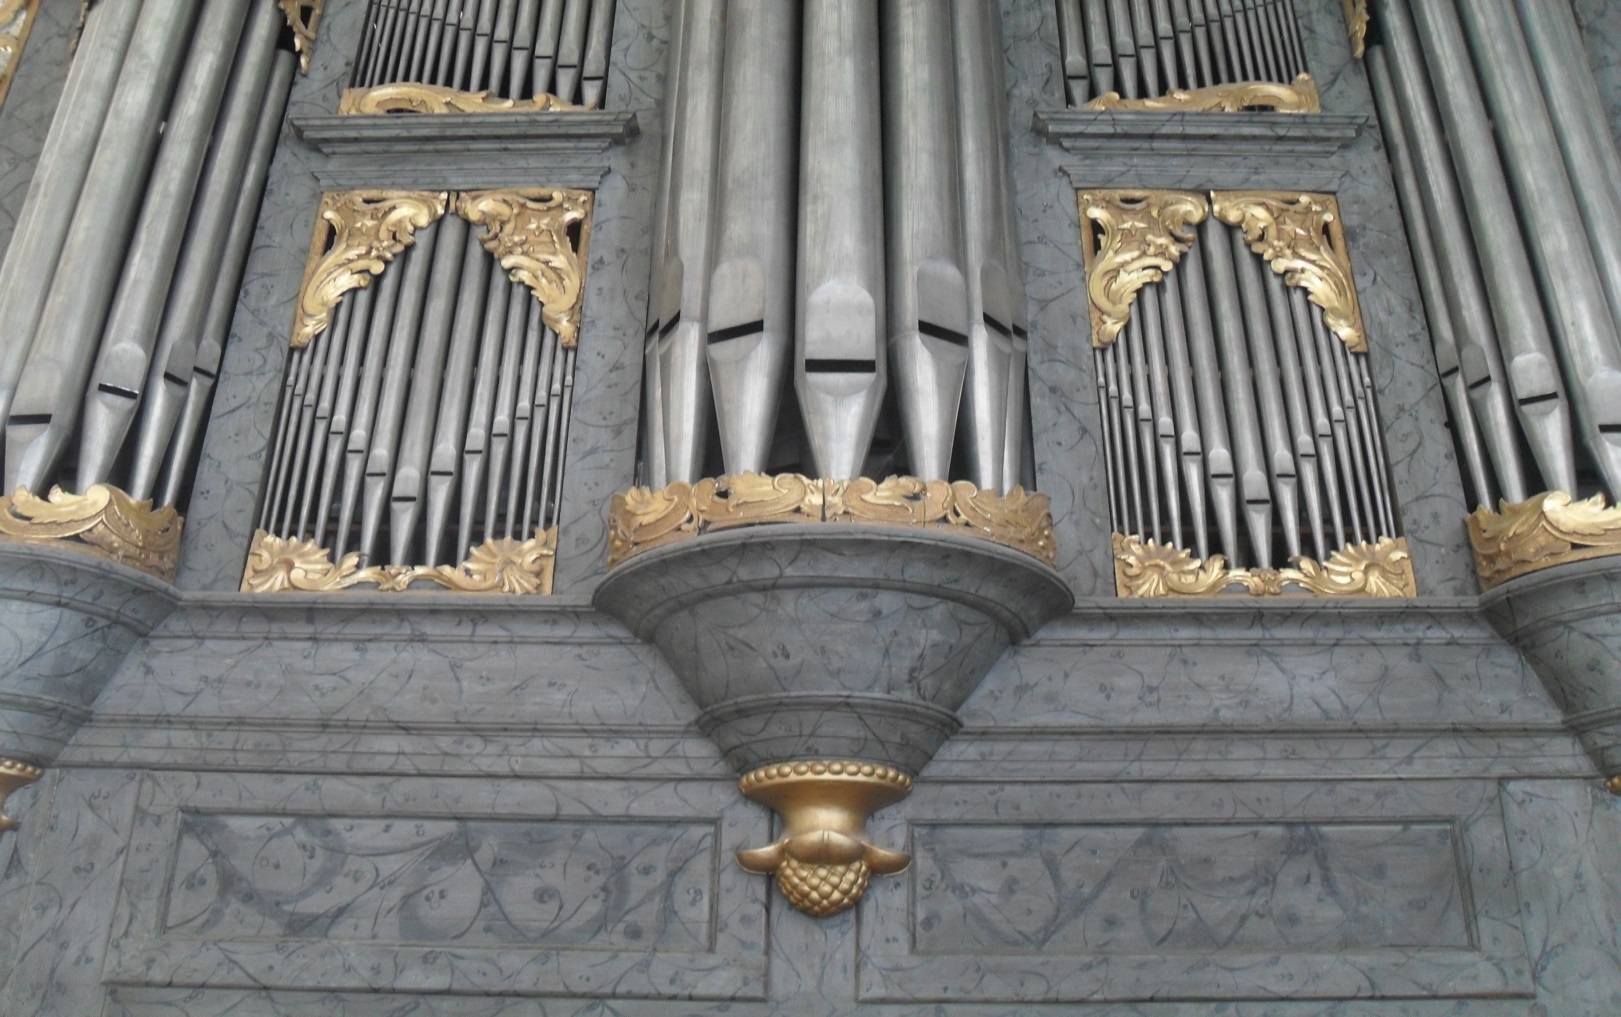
xmin=291 ymin=110 xmax=639 ymax=190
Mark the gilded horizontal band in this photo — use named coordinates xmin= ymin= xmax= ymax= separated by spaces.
xmin=1468 ymin=490 xmax=1621 ymax=589
xmin=0 ymin=484 xmax=181 ymax=581
xmin=241 ymin=528 xmax=557 ymax=595
xmin=1113 ymin=533 xmax=1417 ymax=598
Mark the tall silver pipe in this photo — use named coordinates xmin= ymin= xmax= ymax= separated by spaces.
xmin=1203 ymin=0 xmax=1234 ymax=82
xmin=313 ymin=287 xmax=377 ymax=546
xmin=484 ymin=286 xmax=532 ymax=542
xmin=527 ymin=331 xmax=564 ymax=533
xmin=1313 ymin=312 xmax=1374 ymax=541
xmin=1097 ymin=346 xmax=1126 ymax=531
xmin=1115 ymin=323 xmax=1147 ymax=536
xmin=555 ymin=0 xmax=592 ymax=102
xmin=423 ymin=234 xmax=493 ymax=565
xmin=261 ymin=345 xmax=310 ymax=531
xmin=1140 ymin=286 xmax=1180 ymax=546
xmin=488 ymin=0 xmax=519 ymax=92
xmin=638 ymin=0 xmax=686 ymax=487
xmin=504 ymin=306 xmax=543 ymax=538
xmin=1106 ymin=0 xmax=1139 ymax=98
xmin=1179 ymin=242 xmax=1239 ymax=558
xmin=1455 ymin=0 xmax=1621 ymax=496
xmin=1058 ymin=0 xmax=1090 ymax=105
xmin=6 ymin=0 xmax=201 ymax=493
xmin=532 ymin=0 xmax=565 ymax=94
xmin=1263 ymin=270 xmax=1324 ymax=559
xmin=1082 ymin=0 xmax=1116 ymax=98
xmin=797 ymin=0 xmax=886 ymax=479
xmin=707 ymin=0 xmax=798 ymax=476
xmin=1405 ymin=0 xmax=1575 ymax=496
xmin=1150 ymin=0 xmax=1179 ymax=90
xmin=1231 ymin=233 xmax=1299 ymax=560
xmin=986 ymin=0 xmax=1034 ymax=491
xmin=1287 ymin=287 xmax=1346 ymax=549
xmin=458 ymin=270 xmax=512 ymax=557
xmin=508 ymin=0 xmax=540 ymax=95
xmin=469 ymin=0 xmax=498 ymax=87
xmin=1159 ymin=274 xmax=1209 ymax=557
xmin=883 ymin=0 xmax=969 ymax=481
xmin=1128 ymin=0 xmax=1160 ymax=97
xmin=1186 ymin=0 xmax=1215 ymax=86
xmin=296 ymin=298 xmax=357 ymax=539
xmin=1169 ymin=0 xmax=1198 ymax=90
xmin=581 ymin=0 xmax=615 ymax=108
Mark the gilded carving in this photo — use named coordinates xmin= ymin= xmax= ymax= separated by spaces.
xmin=0 ymin=759 xmax=41 ymax=835
xmin=456 ymin=188 xmax=593 ymax=348
xmin=1467 ymin=491 xmax=1621 ymax=589
xmin=278 ymin=0 xmax=323 ymax=74
xmin=339 ymin=82 xmax=587 ymax=115
xmin=241 ymin=528 xmax=556 ymax=594
xmin=1078 ymin=190 xmax=1208 ymax=347
xmin=736 ymin=761 xmax=912 ymax=918
xmin=1113 ymin=532 xmax=1417 ymax=598
xmin=1342 ymin=0 xmax=1369 ymax=59
xmin=1086 ymin=73 xmax=1322 ymax=114
xmin=0 ymin=0 xmax=38 ymax=111
xmin=1212 ymin=191 xmax=1368 ymax=353
xmin=0 ymin=485 xmax=182 ymax=581
xmin=608 ymin=474 xmax=1058 ymax=567
xmin=292 ymin=190 xmax=449 ymax=349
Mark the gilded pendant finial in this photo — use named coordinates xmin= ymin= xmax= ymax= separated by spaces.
xmin=241 ymin=528 xmax=557 ymax=594
xmin=1468 ymin=491 xmax=1621 ymax=589
xmin=1085 ymin=73 xmax=1322 ymax=114
xmin=339 ymin=83 xmax=590 ymax=115
xmin=1078 ymin=190 xmax=1208 ymax=348
xmin=1112 ymin=533 xmax=1417 ymax=598
xmin=1343 ymin=0 xmax=1369 ymax=59
xmin=1212 ymin=191 xmax=1369 ymax=353
xmin=736 ymin=761 xmax=912 ymax=918
xmin=456 ymin=188 xmax=594 ymax=348
xmin=0 ymin=759 xmax=41 ymax=835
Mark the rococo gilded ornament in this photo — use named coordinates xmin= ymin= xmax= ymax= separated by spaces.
xmin=241 ymin=528 xmax=557 ymax=594
xmin=0 ymin=759 xmax=41 ymax=836
xmin=456 ymin=188 xmax=593 ymax=348
xmin=1342 ymin=0 xmax=1369 ymax=59
xmin=1213 ymin=191 xmax=1369 ymax=353
xmin=1113 ymin=532 xmax=1418 ymax=598
xmin=1085 ymin=73 xmax=1322 ymax=114
xmin=0 ymin=0 xmax=39 ymax=112
xmin=338 ymin=82 xmax=588 ymax=115
xmin=607 ymin=473 xmax=1057 ymax=567
xmin=736 ymin=761 xmax=912 ymax=918
xmin=1467 ymin=491 xmax=1621 ymax=589
xmin=277 ymin=0 xmax=323 ymax=74
xmin=1079 ymin=190 xmax=1208 ymax=347
xmin=0 ymin=485 xmax=182 ymax=582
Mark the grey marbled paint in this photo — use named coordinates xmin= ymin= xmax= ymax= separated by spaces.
xmin=1576 ymin=0 xmax=1621 ymax=147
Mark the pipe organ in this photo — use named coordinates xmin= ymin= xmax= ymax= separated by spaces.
xmin=643 ymin=0 xmax=1032 ymax=491
xmin=0 ymin=0 xmax=301 ymax=554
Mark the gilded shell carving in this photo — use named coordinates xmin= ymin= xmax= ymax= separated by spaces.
xmin=1468 ymin=491 xmax=1621 ymax=589
xmin=1079 ymin=190 xmax=1208 ymax=347
xmin=1086 ymin=73 xmax=1322 ymax=113
xmin=456 ymin=188 xmax=593 ymax=348
xmin=241 ymin=528 xmax=556 ymax=594
xmin=1113 ymin=533 xmax=1416 ymax=598
xmin=0 ymin=484 xmax=182 ymax=581
xmin=339 ymin=82 xmax=588 ymax=115
xmin=1342 ymin=0 xmax=1369 ymax=59
xmin=278 ymin=0 xmax=323 ymax=74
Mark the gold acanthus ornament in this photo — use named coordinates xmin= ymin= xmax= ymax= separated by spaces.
xmin=0 ymin=0 xmax=38 ymax=112
xmin=1113 ymin=533 xmax=1418 ymax=598
xmin=339 ymin=82 xmax=589 ymax=115
xmin=1467 ymin=491 xmax=1621 ymax=589
xmin=1213 ymin=191 xmax=1368 ymax=353
xmin=0 ymin=759 xmax=41 ymax=836
xmin=1085 ymin=73 xmax=1322 ymax=114
xmin=277 ymin=0 xmax=323 ymax=74
xmin=1342 ymin=0 xmax=1369 ymax=59
xmin=456 ymin=188 xmax=593 ymax=348
xmin=241 ymin=528 xmax=557 ymax=594
xmin=736 ymin=761 xmax=913 ymax=918
xmin=1079 ymin=190 xmax=1208 ymax=347
xmin=292 ymin=190 xmax=450 ymax=349
xmin=0 ymin=485 xmax=182 ymax=581
xmin=608 ymin=473 xmax=1057 ymax=568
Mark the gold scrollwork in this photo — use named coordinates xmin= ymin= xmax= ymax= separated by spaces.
xmin=1212 ymin=191 xmax=1368 ymax=353
xmin=0 ymin=759 xmax=41 ymax=835
xmin=1079 ymin=190 xmax=1208 ymax=348
xmin=736 ymin=761 xmax=912 ymax=918
xmin=241 ymin=528 xmax=556 ymax=594
xmin=0 ymin=485 xmax=181 ymax=581
xmin=456 ymin=188 xmax=593 ymax=348
xmin=1343 ymin=0 xmax=1369 ymax=59
xmin=0 ymin=0 xmax=38 ymax=111
xmin=292 ymin=190 xmax=450 ymax=349
xmin=608 ymin=473 xmax=1057 ymax=567
xmin=338 ymin=82 xmax=588 ymax=115
xmin=1113 ymin=532 xmax=1417 ymax=598
xmin=278 ymin=0 xmax=323 ymax=73
xmin=1467 ymin=491 xmax=1621 ymax=589
xmin=1085 ymin=73 xmax=1322 ymax=114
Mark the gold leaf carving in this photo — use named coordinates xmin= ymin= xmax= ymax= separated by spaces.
xmin=1086 ymin=73 xmax=1322 ymax=113
xmin=1113 ymin=533 xmax=1416 ymax=598
xmin=339 ymin=82 xmax=588 ymax=115
xmin=1212 ymin=191 xmax=1368 ymax=353
xmin=1078 ymin=190 xmax=1208 ymax=347
xmin=241 ymin=528 xmax=556 ymax=594
xmin=0 ymin=0 xmax=38 ymax=112
xmin=1342 ymin=0 xmax=1369 ymax=59
xmin=0 ymin=485 xmax=181 ymax=581
xmin=278 ymin=0 xmax=323 ymax=74
xmin=456 ymin=188 xmax=593 ymax=348
xmin=0 ymin=758 xmax=41 ymax=836
xmin=608 ymin=474 xmax=1058 ymax=567
xmin=1468 ymin=491 xmax=1621 ymax=589
xmin=292 ymin=190 xmax=449 ymax=349
xmin=736 ymin=761 xmax=912 ymax=918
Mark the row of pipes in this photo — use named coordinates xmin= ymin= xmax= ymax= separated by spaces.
xmin=0 ymin=0 xmax=295 ymax=508
xmin=259 ymin=217 xmax=575 ymax=568
xmin=1098 ymin=213 xmax=1394 ymax=570
xmin=643 ymin=0 xmax=1032 ymax=492
xmin=1056 ymin=0 xmax=1309 ymax=106
xmin=1367 ymin=0 xmax=1621 ymax=511
xmin=352 ymin=0 xmax=616 ymax=108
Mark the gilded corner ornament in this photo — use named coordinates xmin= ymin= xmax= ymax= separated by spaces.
xmin=0 ymin=485 xmax=182 ymax=581
xmin=0 ymin=759 xmax=41 ymax=835
xmin=736 ymin=761 xmax=912 ymax=918
xmin=1085 ymin=74 xmax=1322 ymax=114
xmin=1212 ymin=191 xmax=1369 ymax=353
xmin=0 ymin=0 xmax=38 ymax=112
xmin=607 ymin=474 xmax=1057 ymax=567
xmin=339 ymin=82 xmax=588 ymax=115
xmin=293 ymin=190 xmax=450 ymax=349
xmin=456 ymin=188 xmax=593 ymax=348
xmin=1468 ymin=491 xmax=1621 ymax=589
xmin=241 ymin=528 xmax=557 ymax=594
xmin=1079 ymin=190 xmax=1208 ymax=347
xmin=278 ymin=0 xmax=323 ymax=73
xmin=1342 ymin=0 xmax=1369 ymax=59
xmin=1113 ymin=533 xmax=1417 ymax=598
